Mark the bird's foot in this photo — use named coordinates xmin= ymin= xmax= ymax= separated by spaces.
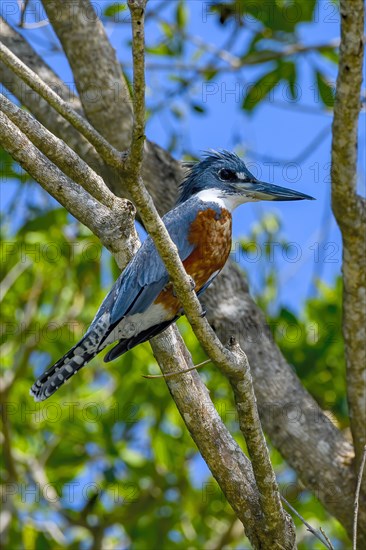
xmin=188 ymin=276 xmax=196 ymax=291
xmin=172 ymin=278 xmax=196 ymax=298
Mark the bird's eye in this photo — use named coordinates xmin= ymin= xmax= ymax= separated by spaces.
xmin=218 ymin=168 xmax=236 ymax=181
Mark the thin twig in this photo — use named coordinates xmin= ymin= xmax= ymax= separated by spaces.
xmin=117 ymin=7 xmax=278 ymax=537
xmin=154 ymin=15 xmax=241 ymax=68
xmin=18 ymin=0 xmax=31 ymax=28
xmin=320 ymin=528 xmax=335 ymax=550
xmin=127 ymin=0 xmax=147 ymax=172
xmin=0 ymin=258 xmax=32 ymax=302
xmin=353 ymin=445 xmax=366 ymax=549
xmin=281 ymin=495 xmax=334 ymax=550
xmin=142 ymin=358 xmax=212 ymax=379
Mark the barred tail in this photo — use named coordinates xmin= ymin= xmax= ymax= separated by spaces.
xmin=30 ymin=335 xmax=100 ymax=402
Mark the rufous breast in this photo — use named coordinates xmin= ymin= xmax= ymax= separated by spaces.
xmin=155 ymin=207 xmax=232 ymax=314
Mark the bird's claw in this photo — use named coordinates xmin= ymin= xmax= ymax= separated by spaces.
xmin=188 ymin=277 xmax=196 ymax=291
xmin=172 ymin=278 xmax=195 ymax=298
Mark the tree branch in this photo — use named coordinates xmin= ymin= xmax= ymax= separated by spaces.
xmin=41 ymin=0 xmax=133 ymax=149
xmin=225 ymin=337 xmax=291 ymax=542
xmin=120 ymin=2 xmax=295 ymax=547
xmin=0 ymin=111 xmax=138 ymax=267
xmin=149 ymin=329 xmax=267 ymax=547
xmin=0 ymin=41 xmax=124 ymax=170
xmin=0 ymin=72 xmax=265 ymax=544
xmin=331 ymin=0 xmax=366 ymax=464
xmin=0 ymin=17 xmax=181 ymax=213
xmin=353 ymin=445 xmax=366 ymax=549
xmin=0 ymin=93 xmax=116 ymax=209
xmin=204 ymin=264 xmax=361 ymax=541
xmin=0 ymin=17 xmax=105 ymax=175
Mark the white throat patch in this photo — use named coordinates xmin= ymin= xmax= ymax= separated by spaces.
xmin=195 ymin=188 xmax=256 ymax=212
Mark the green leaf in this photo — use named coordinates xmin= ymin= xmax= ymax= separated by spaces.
xmin=160 ymin=21 xmax=174 ymax=40
xmin=242 ymin=49 xmax=282 ymax=65
xmin=121 ymin=448 xmax=146 ymax=467
xmin=298 ymin=0 xmax=318 ymax=22
xmin=191 ymin=104 xmax=205 ymax=114
xmin=320 ymin=47 xmax=338 ymax=64
xmin=0 ymin=149 xmax=17 ymax=180
xmin=0 ymin=148 xmax=31 ymax=183
xmin=202 ymin=68 xmax=218 ymax=81
xmin=17 ymin=208 xmax=67 ymax=234
xmin=210 ymin=0 xmax=317 ymax=32
xmin=146 ymin=43 xmax=175 ymax=56
xmin=104 ymin=3 xmax=127 ymax=18
xmin=176 ymin=1 xmax=187 ymax=30
xmin=242 ymin=67 xmax=282 ymax=111
xmin=282 ymin=61 xmax=297 ymax=99
xmin=171 ymin=106 xmax=184 ymax=119
xmin=316 ymin=71 xmax=335 ymax=108
xmin=151 ymin=432 xmax=171 ymax=471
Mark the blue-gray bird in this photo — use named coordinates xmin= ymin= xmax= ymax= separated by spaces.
xmin=30 ymin=151 xmax=313 ymax=401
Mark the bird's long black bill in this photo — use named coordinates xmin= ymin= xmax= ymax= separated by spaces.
xmin=254 ymin=181 xmax=315 ymax=201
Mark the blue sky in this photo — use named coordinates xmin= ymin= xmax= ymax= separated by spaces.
xmin=1 ymin=0 xmax=365 ymax=312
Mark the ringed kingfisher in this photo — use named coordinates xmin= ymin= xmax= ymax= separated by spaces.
xmin=30 ymin=151 xmax=313 ymax=401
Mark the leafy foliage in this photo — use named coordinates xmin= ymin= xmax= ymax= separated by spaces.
xmin=210 ymin=0 xmax=317 ymax=31
xmin=101 ymin=0 xmax=339 ymax=153
xmin=272 ymin=279 xmax=346 ymax=423
xmin=1 ymin=207 xmax=348 ymax=549
xmin=239 ymin=213 xmax=347 ymax=424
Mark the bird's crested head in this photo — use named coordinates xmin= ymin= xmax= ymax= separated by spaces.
xmin=177 ymin=150 xmax=314 ymax=207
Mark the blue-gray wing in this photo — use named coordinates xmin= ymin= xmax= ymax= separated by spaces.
xmin=92 ymin=202 xmax=199 ymax=329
